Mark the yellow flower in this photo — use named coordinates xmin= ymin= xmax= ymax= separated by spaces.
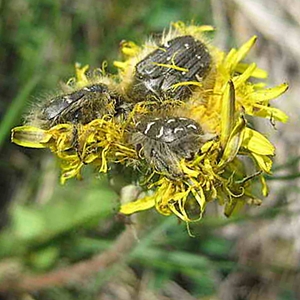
xmin=12 ymin=116 xmax=137 ymax=184
xmin=11 ymin=23 xmax=288 ymax=224
xmin=11 ymin=64 xmax=138 ymax=183
xmin=118 ymin=23 xmax=288 ymax=222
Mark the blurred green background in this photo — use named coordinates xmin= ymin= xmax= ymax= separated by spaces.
xmin=1 ymin=0 xmax=300 ymax=299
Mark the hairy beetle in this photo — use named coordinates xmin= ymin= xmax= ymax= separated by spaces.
xmin=38 ymin=84 xmax=114 ymax=128
xmin=129 ymin=35 xmax=212 ymax=101
xmin=131 ymin=116 xmax=214 ymax=177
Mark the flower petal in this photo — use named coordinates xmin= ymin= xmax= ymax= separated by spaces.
xmin=11 ymin=126 xmax=52 ymax=148
xmin=260 ymin=175 xmax=269 ymax=197
xmin=252 ymin=153 xmax=273 ymax=173
xmin=254 ymin=105 xmax=289 ymax=123
xmin=233 ymin=63 xmax=258 ymax=88
xmin=249 ymin=83 xmax=289 ymax=102
xmin=219 ymin=116 xmax=246 ymax=167
xmin=74 ymin=63 xmax=90 ymax=87
xmin=120 ymin=41 xmax=141 ymax=57
xmin=120 ymin=196 xmax=156 ymax=214
xmin=235 ymin=63 xmax=268 ymax=79
xmin=220 ymin=81 xmax=235 ymax=147
xmin=234 ymin=36 xmax=257 ymax=66
xmin=242 ymin=128 xmax=275 ymax=156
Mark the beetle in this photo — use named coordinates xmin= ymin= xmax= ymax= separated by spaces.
xmin=37 ymin=83 xmax=115 ymax=128
xmin=130 ymin=116 xmax=215 ymax=177
xmin=128 ymin=35 xmax=212 ymax=101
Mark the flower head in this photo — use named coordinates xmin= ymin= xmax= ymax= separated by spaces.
xmin=11 ymin=22 xmax=288 ymax=224
xmin=116 ymin=23 xmax=288 ymax=221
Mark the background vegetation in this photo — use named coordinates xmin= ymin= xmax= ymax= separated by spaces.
xmin=0 ymin=0 xmax=300 ymax=299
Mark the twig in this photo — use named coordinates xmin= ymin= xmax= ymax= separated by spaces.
xmin=0 ymin=226 xmax=137 ymax=293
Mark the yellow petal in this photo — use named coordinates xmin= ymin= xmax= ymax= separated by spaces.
xmin=172 ymin=21 xmax=214 ymax=33
xmin=180 ymin=161 xmax=199 ymax=177
xmin=113 ymin=61 xmax=127 ymax=70
xmin=153 ymin=62 xmax=188 ymax=72
xmin=242 ymin=128 xmax=275 ymax=156
xmin=219 ymin=116 xmax=246 ymax=168
xmin=249 ymin=83 xmax=288 ymax=102
xmin=169 ymin=203 xmax=189 ymax=222
xmin=197 ymin=25 xmax=215 ymax=32
xmin=120 ymin=41 xmax=141 ymax=57
xmin=172 ymin=194 xmax=190 ymax=221
xmin=233 ymin=63 xmax=257 ymax=88
xmin=234 ymin=36 xmax=257 ymax=66
xmin=220 ymin=81 xmax=235 ymax=147
xmin=11 ymin=126 xmax=52 ymax=148
xmin=191 ymin=187 xmax=206 ymax=212
xmin=171 ymin=81 xmax=203 ymax=89
xmin=252 ymin=82 xmax=267 ymax=89
xmin=120 ymin=196 xmax=155 ymax=214
xmin=254 ymin=105 xmax=289 ymax=123
xmin=260 ymin=175 xmax=269 ymax=197
xmin=223 ymin=37 xmax=257 ymax=71
xmin=60 ymin=165 xmax=83 ymax=184
xmin=223 ymin=49 xmax=237 ymax=70
xmin=235 ymin=63 xmax=268 ymax=79
xmin=252 ymin=153 xmax=273 ymax=173
xmin=75 ymin=63 xmax=90 ymax=87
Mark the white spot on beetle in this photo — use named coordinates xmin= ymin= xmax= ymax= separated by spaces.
xmin=144 ymin=121 xmax=156 ymax=134
xmin=156 ymin=126 xmax=164 ymax=138
xmin=65 ymin=96 xmax=73 ymax=104
xmin=144 ymin=68 xmax=154 ymax=75
xmin=167 ymin=119 xmax=175 ymax=124
xmin=195 ymin=74 xmax=203 ymax=81
xmin=174 ymin=127 xmax=184 ymax=134
xmin=187 ymin=124 xmax=198 ymax=130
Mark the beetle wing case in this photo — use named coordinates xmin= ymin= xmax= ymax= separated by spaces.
xmin=130 ymin=36 xmax=211 ymax=101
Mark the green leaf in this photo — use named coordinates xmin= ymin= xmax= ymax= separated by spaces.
xmin=29 ymin=246 xmax=59 ymax=270
xmin=13 ymin=206 xmax=47 ymax=241
xmin=10 ymin=180 xmax=118 ymax=245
